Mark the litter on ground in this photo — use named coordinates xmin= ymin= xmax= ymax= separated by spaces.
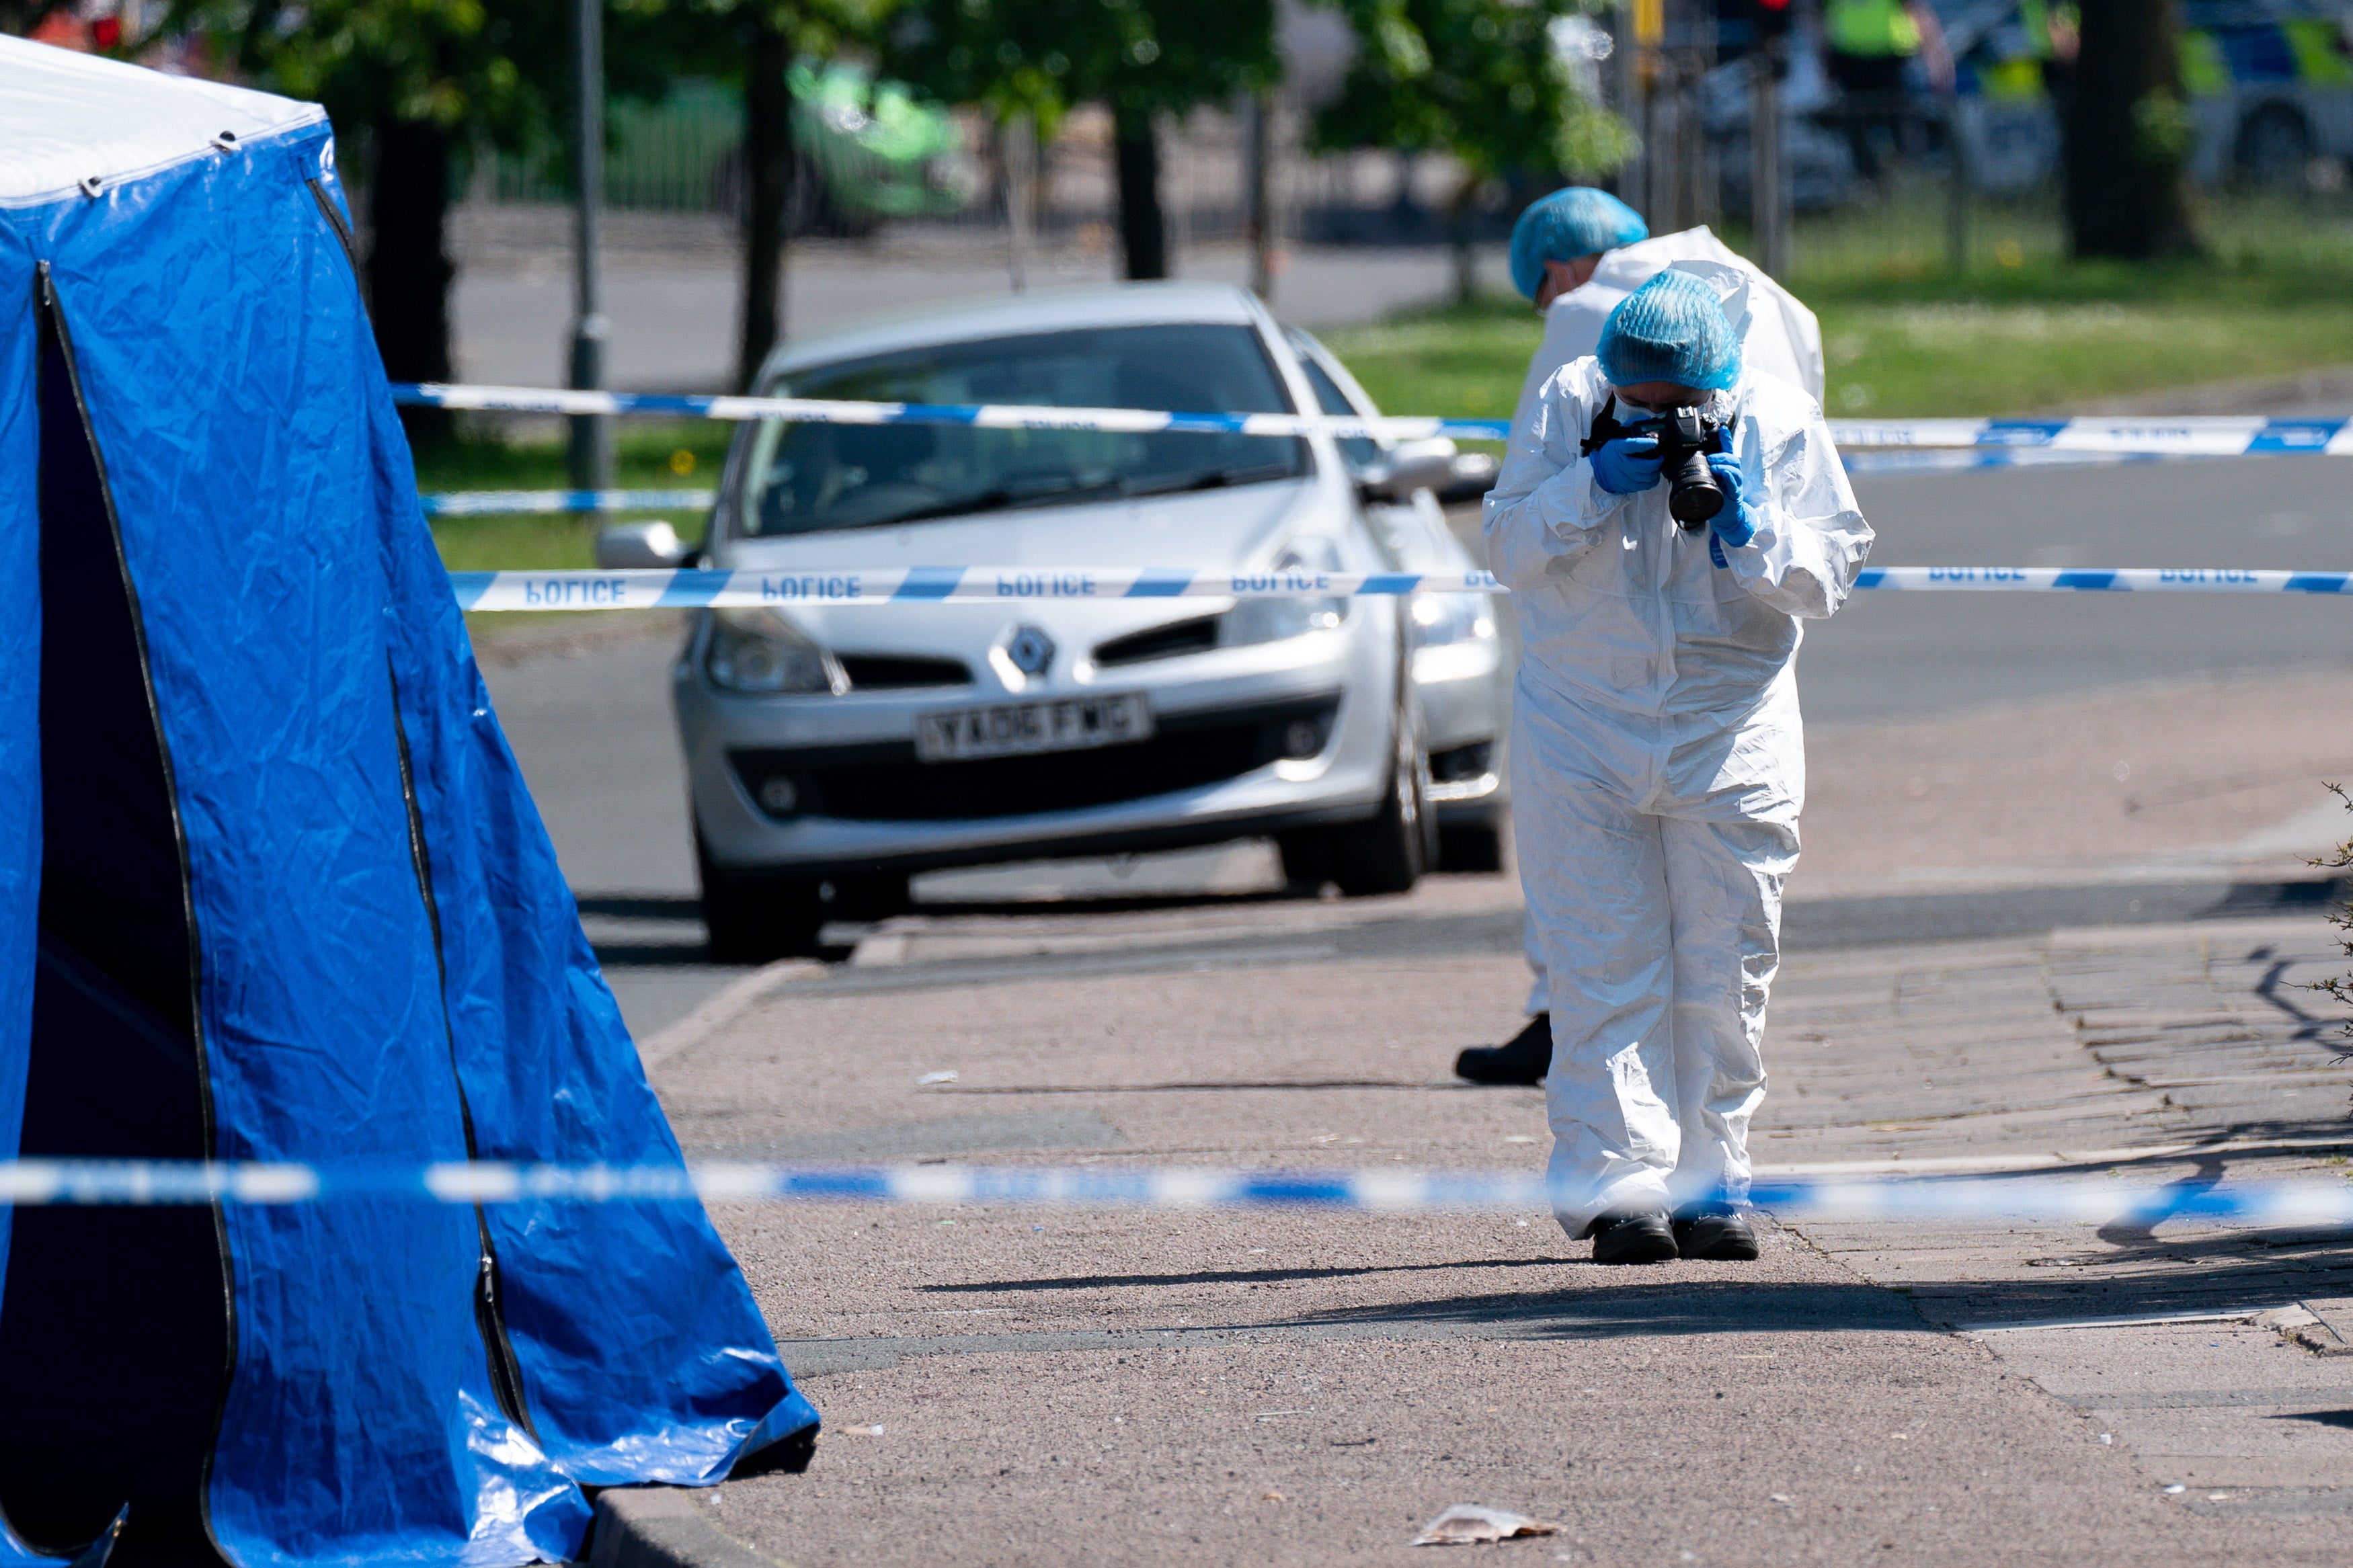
xmin=1411 ymin=1504 xmax=1565 ymax=1546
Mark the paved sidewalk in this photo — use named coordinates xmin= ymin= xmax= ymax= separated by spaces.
xmin=639 ymin=892 xmax=2352 ymax=1564
xmin=1771 ymin=916 xmax=2353 ymax=1523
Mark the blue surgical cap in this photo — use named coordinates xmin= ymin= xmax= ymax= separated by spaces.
xmin=1596 ymin=270 xmax=1743 ymax=393
xmin=1508 ymin=188 xmax=1648 ymax=300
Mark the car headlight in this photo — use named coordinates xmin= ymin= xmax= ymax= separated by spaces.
xmin=1409 ymin=593 xmax=1495 ymax=649
xmin=704 ymin=609 xmax=845 ymax=695
xmin=1408 ymin=592 xmax=1499 ymax=684
xmin=1219 ymin=540 xmax=1347 ymax=649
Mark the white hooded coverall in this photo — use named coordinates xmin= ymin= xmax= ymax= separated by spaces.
xmin=1484 ymin=356 xmax=1870 ymax=1234
xmin=1512 ymin=229 xmax=1827 ymax=1018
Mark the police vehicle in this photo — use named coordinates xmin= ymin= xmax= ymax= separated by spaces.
xmin=1942 ymin=0 xmax=2353 ymax=192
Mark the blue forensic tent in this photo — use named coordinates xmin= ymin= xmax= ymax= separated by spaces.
xmin=0 ymin=38 xmax=817 ymax=1568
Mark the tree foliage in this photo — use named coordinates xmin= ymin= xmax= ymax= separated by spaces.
xmin=886 ymin=0 xmax=1279 ymax=278
xmin=177 ymin=0 xmax=565 ymax=145
xmin=2313 ymin=784 xmax=2353 ymax=1055
xmin=1310 ymin=0 xmax=1632 ymax=182
xmin=632 ymin=0 xmax=883 ymax=91
xmin=628 ymin=0 xmax=892 ymax=386
xmin=886 ymin=0 xmax=1280 ymax=139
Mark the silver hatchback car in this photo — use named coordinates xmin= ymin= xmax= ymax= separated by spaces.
xmin=619 ymin=283 xmax=1508 ymax=959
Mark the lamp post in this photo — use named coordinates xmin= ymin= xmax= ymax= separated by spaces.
xmin=567 ymin=0 xmax=612 ymax=491
xmin=1752 ymin=40 xmax=1788 ymax=278
xmin=1242 ymin=89 xmax=1277 ymax=302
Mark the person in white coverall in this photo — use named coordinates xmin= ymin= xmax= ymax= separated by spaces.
xmin=1457 ymin=188 xmax=1832 ymax=1091
xmin=1482 ymin=268 xmax=1870 ymax=1264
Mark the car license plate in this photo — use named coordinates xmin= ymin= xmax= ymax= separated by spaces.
xmin=915 ymin=693 xmax=1155 ymax=763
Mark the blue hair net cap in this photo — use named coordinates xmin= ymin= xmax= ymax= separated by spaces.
xmin=1508 ymin=188 xmax=1648 ymax=300
xmin=1596 ymin=270 xmax=1743 ymax=393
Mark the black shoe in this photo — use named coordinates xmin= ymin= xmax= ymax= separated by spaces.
xmin=1673 ymin=1206 xmax=1761 ymax=1262
xmin=1583 ymin=1210 xmax=1679 ymax=1265
xmin=1453 ymin=1014 xmax=1552 ymax=1085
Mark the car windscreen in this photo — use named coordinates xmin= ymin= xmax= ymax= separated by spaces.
xmin=1287 ymin=333 xmax=1382 ymax=473
xmin=737 ymin=323 xmax=1311 ymax=536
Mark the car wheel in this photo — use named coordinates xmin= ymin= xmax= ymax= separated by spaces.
xmin=697 ymin=833 xmax=826 ymax=963
xmin=2237 ymin=105 xmax=2312 ymax=189
xmin=1330 ymin=692 xmax=1431 ymax=898
xmin=1276 ymin=828 xmax=1334 ymax=893
xmin=826 ymin=872 xmax=911 ymax=922
xmin=1437 ymin=812 xmax=1507 ymax=874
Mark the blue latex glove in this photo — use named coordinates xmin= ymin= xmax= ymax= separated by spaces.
xmin=1705 ymin=453 xmax=1759 ymax=548
xmin=1589 ymin=435 xmax=1663 ymax=495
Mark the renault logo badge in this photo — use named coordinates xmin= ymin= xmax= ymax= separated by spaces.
xmin=1005 ymin=625 xmax=1055 ymax=677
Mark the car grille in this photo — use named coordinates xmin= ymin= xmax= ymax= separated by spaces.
xmin=729 ymin=694 xmax=1343 ymax=823
xmin=1092 ymin=616 xmax=1221 ymax=667
xmin=838 ymin=653 xmax=973 ymax=690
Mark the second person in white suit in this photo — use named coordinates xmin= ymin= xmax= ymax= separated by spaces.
xmin=1458 ymin=187 xmax=1832 ymax=1089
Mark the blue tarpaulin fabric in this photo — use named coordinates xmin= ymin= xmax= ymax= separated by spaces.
xmin=0 ymin=37 xmax=816 ymax=1567
xmin=0 ymin=85 xmax=66 ymax=1568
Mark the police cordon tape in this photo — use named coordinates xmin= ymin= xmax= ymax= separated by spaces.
xmin=410 ymin=449 xmax=2205 ymax=515
xmin=391 ymin=381 xmax=2353 ymax=458
xmin=401 ymin=380 xmax=1503 ymax=442
xmin=452 ymin=565 xmax=1503 ymax=610
xmin=1854 ymin=567 xmax=2353 ymax=593
xmin=424 ymin=487 xmax=717 ymax=517
xmin=0 ymin=1159 xmax=2348 ymax=1227
xmin=448 ymin=564 xmax=2353 ymax=610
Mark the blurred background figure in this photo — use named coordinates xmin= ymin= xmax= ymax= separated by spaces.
xmin=1822 ymin=0 xmax=1953 ymax=183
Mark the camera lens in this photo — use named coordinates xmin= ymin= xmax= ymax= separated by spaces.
xmin=1666 ymin=456 xmax=1723 ymax=526
xmin=1654 ymin=408 xmax=1725 ymax=529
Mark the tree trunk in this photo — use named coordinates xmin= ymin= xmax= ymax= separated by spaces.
xmin=368 ymin=119 xmax=455 ymax=446
xmin=1113 ymin=108 xmax=1167 ymax=281
xmin=2066 ymin=0 xmax=2196 ymax=259
xmin=1447 ymin=171 xmax=1480 ymax=306
xmin=737 ymin=19 xmax=795 ymax=393
xmin=1241 ymin=90 xmax=1274 ymax=301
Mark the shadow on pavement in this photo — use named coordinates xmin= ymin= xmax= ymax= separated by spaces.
xmin=926 ymin=1077 xmax=1472 ymax=1095
xmin=1785 ymin=875 xmax=2346 ymax=951
xmin=918 ymin=1256 xmax=1572 ymax=1294
xmin=1270 ymin=1277 xmax=1925 ymax=1338
xmin=575 ymin=894 xmax=703 ymax=920
xmin=912 ymin=888 xmax=1307 ymax=919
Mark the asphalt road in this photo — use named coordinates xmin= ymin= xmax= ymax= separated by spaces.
xmin=477 ymin=452 xmax=2353 ymax=1039
xmin=452 ymin=243 xmax=1518 ymax=391
xmin=1806 ymin=454 xmax=2353 ymax=725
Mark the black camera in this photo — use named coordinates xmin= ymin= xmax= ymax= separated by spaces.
xmin=1583 ymin=398 xmax=1731 ymax=530
xmin=1648 ymin=407 xmax=1729 ymax=529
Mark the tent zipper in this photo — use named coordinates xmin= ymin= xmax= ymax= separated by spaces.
xmin=301 ymin=179 xmax=363 ymax=299
xmin=34 ymin=264 xmax=241 ymax=1567
xmin=302 ymin=183 xmax=536 ymax=1436
xmin=386 ymin=666 xmax=538 ymax=1436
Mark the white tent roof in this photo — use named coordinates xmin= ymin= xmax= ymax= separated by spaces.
xmin=0 ymin=35 xmax=325 ymax=208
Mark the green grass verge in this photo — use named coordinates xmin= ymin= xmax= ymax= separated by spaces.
xmin=420 ymin=416 xmax=730 ymax=575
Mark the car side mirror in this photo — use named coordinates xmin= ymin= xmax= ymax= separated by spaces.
xmin=595 ymin=520 xmax=693 ymax=569
xmin=1357 ymin=436 xmax=1460 ymax=503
